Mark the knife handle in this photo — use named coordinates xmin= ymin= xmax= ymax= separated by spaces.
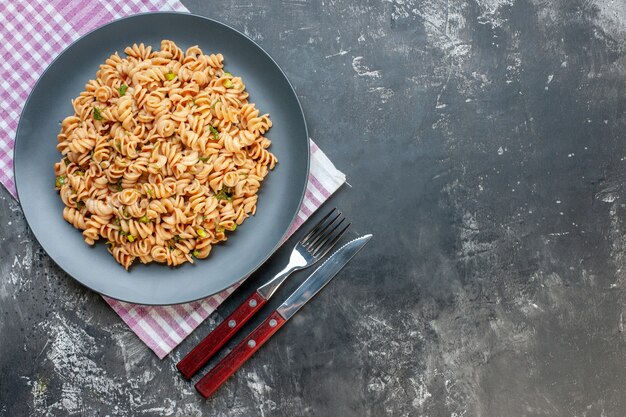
xmin=195 ymin=310 xmax=286 ymax=398
xmin=177 ymin=291 xmax=267 ymax=379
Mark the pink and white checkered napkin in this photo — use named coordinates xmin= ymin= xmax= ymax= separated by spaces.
xmin=1 ymin=1 xmax=346 ymax=358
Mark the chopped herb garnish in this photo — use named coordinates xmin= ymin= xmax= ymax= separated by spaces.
xmin=223 ymin=80 xmax=233 ymax=89
xmin=215 ymin=188 xmax=232 ymax=201
xmin=209 ymin=125 xmax=219 ymax=140
xmin=173 ymin=235 xmax=181 ymax=242
xmin=116 ymin=182 xmax=123 ymax=192
xmin=76 ymin=201 xmax=85 ymax=209
xmin=119 ymin=230 xmax=129 ymax=236
xmin=93 ymin=107 xmax=103 ymax=121
xmin=223 ymin=71 xmax=232 ymax=77
xmin=146 ymin=188 xmax=154 ymax=197
xmin=90 ymin=150 xmax=94 ymax=159
xmin=55 ymin=175 xmax=66 ymax=188
xmin=118 ymin=84 xmax=128 ymax=96
xmin=64 ymin=157 xmax=70 ymax=165
xmin=166 ymin=72 xmax=176 ymax=81
xmin=228 ymin=224 xmax=237 ymax=231
xmin=192 ymin=250 xmax=200 ymax=258
xmin=127 ymin=235 xmax=135 ymax=242
xmin=196 ymin=228 xmax=207 ymax=238
xmin=191 ymin=97 xmax=196 ymax=107
xmin=113 ymin=218 xmax=121 ymax=225
xmin=105 ymin=241 xmax=114 ymax=247
xmin=199 ymin=156 xmax=209 ymax=162
xmin=139 ymin=216 xmax=150 ymax=224
xmin=215 ymin=225 xmax=225 ymax=233
xmin=75 ymin=170 xmax=84 ymax=176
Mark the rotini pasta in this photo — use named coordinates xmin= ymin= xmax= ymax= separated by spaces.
xmin=54 ymin=40 xmax=277 ymax=270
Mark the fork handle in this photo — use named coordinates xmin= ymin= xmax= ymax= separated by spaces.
xmin=176 ymin=291 xmax=267 ymax=379
xmin=195 ymin=310 xmax=286 ymax=398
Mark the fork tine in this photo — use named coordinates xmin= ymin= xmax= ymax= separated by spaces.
xmin=314 ymin=222 xmax=351 ymax=258
xmin=302 ymin=210 xmax=342 ymax=248
xmin=312 ymin=221 xmax=350 ymax=257
xmin=309 ymin=217 xmax=345 ymax=254
xmin=305 ymin=212 xmax=343 ymax=250
xmin=300 ymin=208 xmax=336 ymax=245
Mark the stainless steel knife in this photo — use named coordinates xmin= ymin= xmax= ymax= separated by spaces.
xmin=195 ymin=234 xmax=373 ymax=398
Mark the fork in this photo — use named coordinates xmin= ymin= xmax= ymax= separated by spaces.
xmin=176 ymin=208 xmax=350 ymax=379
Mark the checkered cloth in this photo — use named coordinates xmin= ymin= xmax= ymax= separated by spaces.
xmin=0 ymin=1 xmax=346 ymax=358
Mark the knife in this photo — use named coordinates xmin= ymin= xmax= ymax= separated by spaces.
xmin=195 ymin=234 xmax=373 ymax=399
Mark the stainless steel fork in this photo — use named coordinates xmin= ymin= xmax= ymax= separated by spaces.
xmin=177 ymin=208 xmax=350 ymax=379
xmin=257 ymin=208 xmax=349 ymax=299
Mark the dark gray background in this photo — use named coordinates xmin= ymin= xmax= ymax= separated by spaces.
xmin=2 ymin=0 xmax=626 ymax=415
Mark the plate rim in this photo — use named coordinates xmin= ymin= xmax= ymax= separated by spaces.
xmin=13 ymin=11 xmax=310 ymax=305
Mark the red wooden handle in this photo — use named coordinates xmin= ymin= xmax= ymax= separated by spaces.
xmin=177 ymin=291 xmax=267 ymax=379
xmin=195 ymin=310 xmax=286 ymax=399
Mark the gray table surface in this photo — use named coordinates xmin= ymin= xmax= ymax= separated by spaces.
xmin=2 ymin=0 xmax=626 ymax=416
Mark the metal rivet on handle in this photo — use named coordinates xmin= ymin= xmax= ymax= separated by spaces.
xmin=228 ymin=320 xmax=236 ymax=328
xmin=269 ymin=319 xmax=277 ymax=327
xmin=248 ymin=339 xmax=256 ymax=348
xmin=249 ymin=299 xmax=257 ymax=308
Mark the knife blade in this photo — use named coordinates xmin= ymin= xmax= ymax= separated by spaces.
xmin=276 ymin=234 xmax=372 ymax=320
xmin=195 ymin=234 xmax=373 ymax=399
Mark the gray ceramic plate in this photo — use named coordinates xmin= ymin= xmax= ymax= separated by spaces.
xmin=14 ymin=13 xmax=309 ymax=305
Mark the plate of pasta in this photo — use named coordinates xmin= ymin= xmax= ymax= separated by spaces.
xmin=13 ymin=13 xmax=309 ymax=305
